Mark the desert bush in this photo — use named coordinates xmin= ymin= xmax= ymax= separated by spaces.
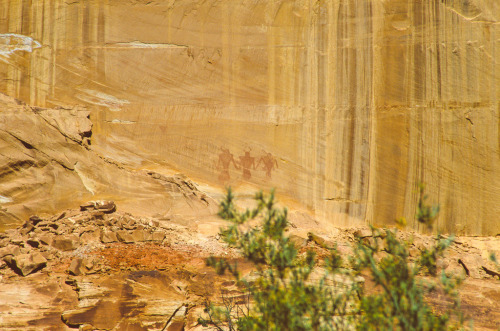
xmin=200 ymin=189 xmax=355 ymax=330
xmin=199 ymin=188 xmax=465 ymax=330
xmin=351 ymin=228 xmax=464 ymax=330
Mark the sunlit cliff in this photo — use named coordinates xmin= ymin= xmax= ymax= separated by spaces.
xmin=0 ymin=0 xmax=498 ymax=235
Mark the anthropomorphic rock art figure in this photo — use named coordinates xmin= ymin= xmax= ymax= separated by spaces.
xmin=217 ymin=148 xmax=239 ymax=182
xmin=238 ymin=150 xmax=255 ymax=180
xmin=257 ymin=152 xmax=278 ymax=178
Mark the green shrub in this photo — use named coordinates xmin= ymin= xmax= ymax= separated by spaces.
xmin=351 ymin=228 xmax=464 ymax=330
xmin=199 ymin=188 xmax=465 ymax=330
xmin=200 ymin=189 xmax=355 ymax=330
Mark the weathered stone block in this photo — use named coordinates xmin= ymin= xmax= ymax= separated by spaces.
xmin=151 ymin=231 xmax=165 ymax=242
xmin=116 ymin=231 xmax=134 ymax=243
xmin=100 ymin=231 xmax=118 ymax=243
xmin=80 ymin=230 xmax=101 ymax=244
xmin=131 ymin=229 xmax=146 ymax=242
xmin=4 ymin=252 xmax=47 ymax=276
xmin=52 ymin=235 xmax=80 ymax=251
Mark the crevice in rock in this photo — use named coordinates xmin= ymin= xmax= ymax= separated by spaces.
xmin=458 ymin=259 xmax=470 ymax=276
xmin=482 ymin=266 xmax=500 ymax=279
xmin=161 ymin=304 xmax=185 ymax=331
xmin=5 ymin=132 xmax=74 ymax=171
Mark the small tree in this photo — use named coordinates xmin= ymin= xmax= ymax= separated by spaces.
xmin=200 ymin=188 xmax=356 ymax=330
xmin=200 ymin=188 xmax=465 ymax=330
xmin=351 ymin=228 xmax=464 ymax=330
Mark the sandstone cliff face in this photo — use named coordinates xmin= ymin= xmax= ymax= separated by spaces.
xmin=0 ymin=0 xmax=498 ymax=235
xmin=0 ymin=92 xmax=216 ymax=230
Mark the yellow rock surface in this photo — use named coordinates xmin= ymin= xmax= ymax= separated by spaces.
xmin=0 ymin=0 xmax=498 ymax=235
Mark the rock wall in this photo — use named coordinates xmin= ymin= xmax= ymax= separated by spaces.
xmin=0 ymin=0 xmax=498 ymax=235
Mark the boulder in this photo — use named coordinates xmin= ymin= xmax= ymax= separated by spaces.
xmin=116 ymin=231 xmax=134 ymax=243
xmin=68 ymin=258 xmax=94 ymax=276
xmin=289 ymin=234 xmax=308 ymax=249
xmin=36 ymin=221 xmax=59 ymax=231
xmin=29 ymin=215 xmax=44 ymax=226
xmin=80 ymin=200 xmax=116 ymax=213
xmin=131 ymin=229 xmax=146 ymax=242
xmin=52 ymin=235 xmax=80 ymax=251
xmin=26 ymin=239 xmax=40 ymax=248
xmin=80 ymin=202 xmax=95 ymax=211
xmin=100 ymin=231 xmax=118 ymax=243
xmin=38 ymin=233 xmax=54 ymax=246
xmin=4 ymin=252 xmax=47 ymax=276
xmin=40 ymin=250 xmax=56 ymax=261
xmin=307 ymin=232 xmax=335 ymax=249
xmin=91 ymin=211 xmax=105 ymax=219
xmin=20 ymin=223 xmax=34 ymax=236
xmin=151 ymin=231 xmax=166 ymax=242
xmin=79 ymin=324 xmax=95 ymax=331
xmin=123 ymin=219 xmax=137 ymax=230
xmin=10 ymin=234 xmax=25 ymax=246
xmin=354 ymin=229 xmax=373 ymax=239
xmin=80 ymin=230 xmax=101 ymax=244
xmin=0 ymin=245 xmax=21 ymax=259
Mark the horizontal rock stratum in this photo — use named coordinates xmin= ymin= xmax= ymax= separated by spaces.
xmin=0 ymin=0 xmax=499 ymax=235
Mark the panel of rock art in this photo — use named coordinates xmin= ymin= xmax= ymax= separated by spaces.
xmin=0 ymin=0 xmax=498 ymax=235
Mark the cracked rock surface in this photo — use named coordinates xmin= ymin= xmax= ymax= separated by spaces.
xmin=0 ymin=203 xmax=499 ymax=330
xmin=0 ymin=93 xmax=217 ymax=230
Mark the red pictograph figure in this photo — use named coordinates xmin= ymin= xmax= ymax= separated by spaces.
xmin=257 ymin=152 xmax=278 ymax=178
xmin=217 ymin=148 xmax=239 ymax=182
xmin=238 ymin=150 xmax=256 ymax=180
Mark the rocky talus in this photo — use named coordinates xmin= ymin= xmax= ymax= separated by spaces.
xmin=0 ymin=201 xmax=499 ymax=330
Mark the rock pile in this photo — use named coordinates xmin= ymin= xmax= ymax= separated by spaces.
xmin=0 ymin=206 xmax=499 ymax=330
xmin=0 ymin=201 xmax=237 ymax=330
xmin=0 ymin=200 xmax=173 ymax=277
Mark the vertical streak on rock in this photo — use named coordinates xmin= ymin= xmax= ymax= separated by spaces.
xmin=374 ymin=0 xmax=410 ymax=226
xmin=404 ymin=0 xmax=420 ymax=230
xmin=34 ymin=0 xmax=46 ymax=105
xmin=323 ymin=0 xmax=372 ymax=226
xmin=267 ymin=1 xmax=276 ymax=110
xmin=230 ymin=3 xmax=238 ymax=107
xmin=44 ymin=0 xmax=53 ymax=105
xmin=367 ymin=0 xmax=383 ymax=227
xmin=0 ymin=1 xmax=6 ymax=93
xmin=354 ymin=0 xmax=372 ymax=223
xmin=374 ymin=0 xmax=499 ymax=234
xmin=52 ymin=0 xmax=58 ymax=96
xmin=97 ymin=1 xmax=106 ymax=82
xmin=336 ymin=0 xmax=350 ymax=221
xmin=21 ymin=0 xmax=30 ymax=101
xmin=305 ymin=0 xmax=316 ymax=209
xmin=28 ymin=1 xmax=37 ymax=104
xmin=222 ymin=2 xmax=231 ymax=105
xmin=6 ymin=2 xmax=19 ymax=98
xmin=315 ymin=0 xmax=327 ymax=218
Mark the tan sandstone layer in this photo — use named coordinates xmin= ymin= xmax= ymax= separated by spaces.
xmin=0 ymin=0 xmax=499 ymax=235
xmin=0 ymin=92 xmax=217 ymax=230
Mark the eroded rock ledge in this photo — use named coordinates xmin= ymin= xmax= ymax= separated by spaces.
xmin=0 ymin=203 xmax=499 ymax=330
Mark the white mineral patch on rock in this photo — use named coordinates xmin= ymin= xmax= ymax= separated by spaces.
xmin=0 ymin=195 xmax=12 ymax=204
xmin=76 ymin=89 xmax=129 ymax=112
xmin=74 ymin=162 xmax=96 ymax=196
xmin=109 ymin=119 xmax=136 ymax=124
xmin=105 ymin=41 xmax=188 ymax=49
xmin=0 ymin=33 xmax=41 ymax=57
